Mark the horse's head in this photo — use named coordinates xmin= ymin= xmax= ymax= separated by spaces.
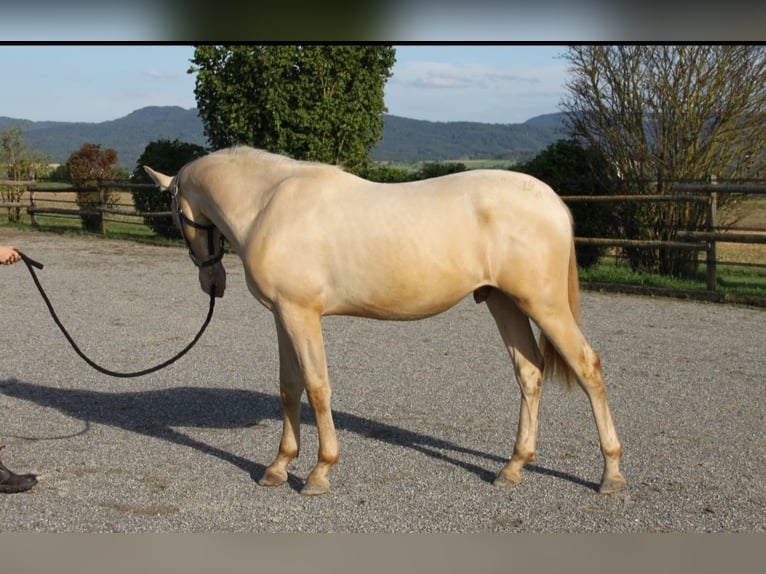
xmin=144 ymin=166 xmax=226 ymax=298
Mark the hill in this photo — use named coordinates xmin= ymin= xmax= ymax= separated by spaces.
xmin=0 ymin=107 xmax=567 ymax=170
xmin=1 ymin=106 xmax=206 ymax=171
xmin=371 ymin=113 xmax=565 ymax=164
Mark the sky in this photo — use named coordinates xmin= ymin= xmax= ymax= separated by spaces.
xmin=0 ymin=45 xmax=569 ymax=125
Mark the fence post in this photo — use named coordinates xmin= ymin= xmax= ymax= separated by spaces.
xmin=706 ymin=191 xmax=718 ymax=291
xmin=99 ymin=182 xmax=107 ymax=236
xmin=29 ymin=179 xmax=37 ymax=227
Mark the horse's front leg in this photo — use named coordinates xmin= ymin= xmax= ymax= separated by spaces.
xmin=271 ymin=303 xmax=339 ymax=496
xmin=259 ymin=317 xmax=304 ymax=488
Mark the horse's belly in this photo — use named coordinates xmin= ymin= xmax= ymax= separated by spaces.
xmin=325 ymin=297 xmax=466 ymax=321
xmin=323 ymin=273 xmax=479 ymax=320
xmin=318 ymin=230 xmax=494 ymax=319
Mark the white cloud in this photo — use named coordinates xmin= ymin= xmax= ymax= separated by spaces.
xmin=144 ymin=70 xmax=185 ymax=80
xmin=395 ymin=62 xmax=541 ymax=91
xmin=386 ymin=56 xmax=567 ymax=123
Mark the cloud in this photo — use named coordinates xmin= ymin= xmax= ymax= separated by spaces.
xmin=385 ymin=53 xmax=568 ymax=123
xmin=144 ymin=70 xmax=185 ymax=80
xmin=412 ymin=72 xmax=472 ymax=89
xmin=396 ymin=61 xmax=543 ymax=92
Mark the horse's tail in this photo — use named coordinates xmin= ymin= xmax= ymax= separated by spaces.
xmin=539 ymin=240 xmax=581 ymax=388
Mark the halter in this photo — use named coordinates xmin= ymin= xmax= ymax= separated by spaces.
xmin=171 ymin=175 xmax=225 ymax=268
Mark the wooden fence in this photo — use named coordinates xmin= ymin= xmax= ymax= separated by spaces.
xmin=0 ymin=180 xmax=168 ymax=237
xmin=2 ymin=179 xmax=765 ymax=298
xmin=562 ymin=183 xmax=766 ymax=292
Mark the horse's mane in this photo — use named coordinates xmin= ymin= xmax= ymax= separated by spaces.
xmin=220 ymin=146 xmax=333 ymax=171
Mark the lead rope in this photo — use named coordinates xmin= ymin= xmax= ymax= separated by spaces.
xmin=17 ymin=251 xmax=216 ymax=378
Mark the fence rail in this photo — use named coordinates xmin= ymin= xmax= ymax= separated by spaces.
xmin=2 ymin=179 xmax=765 ymax=300
xmin=0 ymin=180 xmax=171 ymax=235
xmin=561 ymin=182 xmax=766 ymax=293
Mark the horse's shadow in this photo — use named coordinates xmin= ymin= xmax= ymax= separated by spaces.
xmin=0 ymin=378 xmax=598 ymax=492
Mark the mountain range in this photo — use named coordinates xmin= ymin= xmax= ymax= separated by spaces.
xmin=0 ymin=106 xmax=567 ymax=171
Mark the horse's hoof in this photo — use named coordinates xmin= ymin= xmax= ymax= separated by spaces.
xmin=300 ymin=480 xmax=330 ymax=496
xmin=599 ymin=475 xmax=627 ymax=494
xmin=493 ymin=471 xmax=521 ymax=488
xmin=259 ymin=469 xmax=287 ymax=487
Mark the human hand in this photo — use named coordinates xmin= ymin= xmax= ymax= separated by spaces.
xmin=0 ymin=245 xmax=21 ymax=265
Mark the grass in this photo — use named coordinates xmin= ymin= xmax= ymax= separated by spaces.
xmin=2 ymin=212 xmax=183 ymax=247
xmin=714 ymin=264 xmax=766 ymax=297
xmin=580 ymin=258 xmax=766 ymax=300
xmin=575 ymin=192 xmax=766 ymax=302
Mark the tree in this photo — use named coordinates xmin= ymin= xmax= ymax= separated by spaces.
xmin=1 ymin=128 xmax=49 ymax=222
xmin=517 ymin=139 xmax=615 ymax=268
xmin=190 ymin=45 xmax=396 ymax=171
xmin=131 ymin=139 xmax=208 ymax=238
xmin=65 ymin=143 xmax=123 ymax=233
xmin=561 ymin=45 xmax=766 ymax=276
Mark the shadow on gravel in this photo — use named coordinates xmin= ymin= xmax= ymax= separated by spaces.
xmin=1 ymin=378 xmax=596 ymax=492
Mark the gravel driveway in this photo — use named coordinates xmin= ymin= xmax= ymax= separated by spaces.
xmin=1 ymin=228 xmax=763 ymax=532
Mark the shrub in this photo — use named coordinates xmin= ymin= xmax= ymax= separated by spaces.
xmin=356 ymin=163 xmax=413 ymax=183
xmin=64 ymin=144 xmax=123 ymax=233
xmin=357 ymin=161 xmax=468 ymax=183
xmin=516 ymin=139 xmax=616 ymax=268
xmin=416 ymin=162 xmax=467 ymax=180
xmin=131 ymin=139 xmax=208 ymax=239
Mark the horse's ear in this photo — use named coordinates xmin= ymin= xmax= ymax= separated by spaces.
xmin=143 ymin=166 xmax=174 ymax=190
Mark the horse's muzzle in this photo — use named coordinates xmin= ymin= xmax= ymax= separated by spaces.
xmin=199 ymin=263 xmax=227 ymax=298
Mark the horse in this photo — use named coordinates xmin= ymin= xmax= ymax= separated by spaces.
xmin=144 ymin=146 xmax=627 ymax=496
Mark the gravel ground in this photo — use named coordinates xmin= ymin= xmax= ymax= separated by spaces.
xmin=0 ymin=228 xmax=764 ymax=533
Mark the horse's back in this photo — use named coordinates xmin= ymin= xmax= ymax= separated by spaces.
xmin=384 ymin=169 xmax=573 ymax=242
xmin=186 ymin=148 xmax=569 ymax=230
xmin=248 ymin=166 xmax=570 ymax=317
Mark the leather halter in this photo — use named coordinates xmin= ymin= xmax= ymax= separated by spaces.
xmin=171 ymin=176 xmax=225 ymax=268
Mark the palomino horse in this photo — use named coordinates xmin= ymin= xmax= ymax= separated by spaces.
xmin=145 ymin=146 xmax=627 ymax=496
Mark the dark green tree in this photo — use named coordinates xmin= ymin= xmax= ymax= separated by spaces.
xmin=131 ymin=139 xmax=208 ymax=238
xmin=517 ymin=139 xmax=615 ymax=268
xmin=190 ymin=45 xmax=396 ymax=171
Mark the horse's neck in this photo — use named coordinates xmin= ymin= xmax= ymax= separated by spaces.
xmin=197 ymin=197 xmax=246 ymax=253
xmin=193 ymin=155 xmax=324 ymax=248
xmin=195 ymin=166 xmax=281 ymax=250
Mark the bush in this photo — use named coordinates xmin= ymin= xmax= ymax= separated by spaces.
xmin=356 ymin=163 xmax=413 ymax=183
xmin=64 ymin=144 xmax=123 ymax=233
xmin=356 ymin=161 xmax=468 ymax=183
xmin=415 ymin=162 xmax=467 ymax=180
xmin=516 ymin=139 xmax=616 ymax=268
xmin=131 ymin=139 xmax=208 ymax=239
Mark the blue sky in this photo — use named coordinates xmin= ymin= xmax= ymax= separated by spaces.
xmin=388 ymin=45 xmax=568 ymax=123
xmin=0 ymin=45 xmax=568 ymax=125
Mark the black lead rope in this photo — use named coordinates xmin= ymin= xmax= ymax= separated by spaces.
xmin=17 ymin=251 xmax=216 ymax=378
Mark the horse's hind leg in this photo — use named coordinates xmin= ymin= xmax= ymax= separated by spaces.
xmin=532 ymin=306 xmax=626 ymax=494
xmin=485 ymin=289 xmax=545 ymax=487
